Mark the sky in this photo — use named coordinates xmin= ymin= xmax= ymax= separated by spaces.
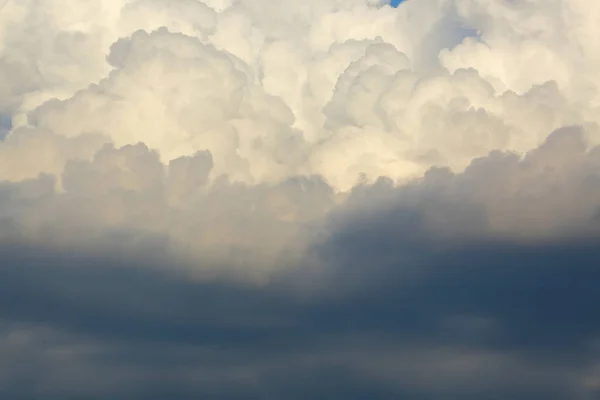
xmin=2 ymin=0 xmax=600 ymax=398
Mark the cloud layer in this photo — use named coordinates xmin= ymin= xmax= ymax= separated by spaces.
xmin=1 ymin=0 xmax=600 ymax=263
xmin=2 ymin=0 xmax=600 ymax=398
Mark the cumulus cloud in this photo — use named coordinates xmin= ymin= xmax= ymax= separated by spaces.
xmin=0 ymin=0 xmax=598 ymax=256
xmin=2 ymin=0 xmax=600 ymax=397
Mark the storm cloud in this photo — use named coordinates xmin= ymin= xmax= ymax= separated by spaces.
xmin=1 ymin=0 xmax=600 ymax=398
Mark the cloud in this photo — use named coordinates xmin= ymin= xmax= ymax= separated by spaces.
xmin=1 ymin=235 xmax=599 ymax=399
xmin=2 ymin=0 xmax=600 ymax=398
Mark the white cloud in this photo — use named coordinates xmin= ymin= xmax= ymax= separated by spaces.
xmin=1 ymin=0 xmax=600 ymax=277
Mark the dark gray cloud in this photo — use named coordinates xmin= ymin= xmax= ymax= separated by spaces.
xmin=2 ymin=221 xmax=600 ymax=399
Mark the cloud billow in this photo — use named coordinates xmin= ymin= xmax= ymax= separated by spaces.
xmin=1 ymin=0 xmax=600 ymax=398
